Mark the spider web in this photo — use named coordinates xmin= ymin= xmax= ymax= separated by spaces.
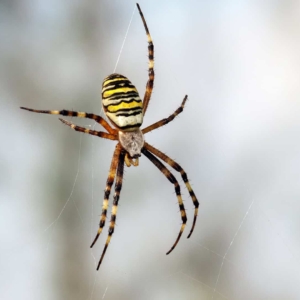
xmin=2 ymin=1 xmax=300 ymax=300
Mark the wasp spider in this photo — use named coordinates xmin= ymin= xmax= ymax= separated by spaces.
xmin=21 ymin=3 xmax=199 ymax=270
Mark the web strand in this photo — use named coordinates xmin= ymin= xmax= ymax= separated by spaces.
xmin=97 ymin=6 xmax=135 ymax=126
xmin=181 ymin=272 xmax=229 ymax=299
xmin=113 ymin=5 xmax=136 ymax=73
xmin=44 ymin=132 xmax=84 ymax=252
xmin=102 ymin=286 xmax=109 ymax=299
xmin=211 ymin=200 xmax=254 ymax=299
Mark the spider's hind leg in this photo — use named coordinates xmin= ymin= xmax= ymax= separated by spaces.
xmin=20 ymin=107 xmax=116 ymax=134
xmin=136 ymin=3 xmax=155 ymax=116
xmin=59 ymin=118 xmax=117 ymax=140
xmin=142 ymin=147 xmax=187 ymax=255
xmin=142 ymin=95 xmax=187 ymax=134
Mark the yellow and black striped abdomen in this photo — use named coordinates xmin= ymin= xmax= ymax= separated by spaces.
xmin=102 ymin=74 xmax=143 ymax=131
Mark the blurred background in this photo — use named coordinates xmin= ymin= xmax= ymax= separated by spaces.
xmin=1 ymin=0 xmax=300 ymax=299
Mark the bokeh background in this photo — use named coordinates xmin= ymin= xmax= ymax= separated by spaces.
xmin=1 ymin=0 xmax=300 ymax=299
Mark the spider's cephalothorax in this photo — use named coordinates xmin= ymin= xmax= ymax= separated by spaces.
xmin=20 ymin=3 xmax=199 ymax=271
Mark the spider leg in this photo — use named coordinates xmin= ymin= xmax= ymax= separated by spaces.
xmin=96 ymin=149 xmax=126 ymax=270
xmin=90 ymin=144 xmax=122 ymax=249
xmin=20 ymin=107 xmax=116 ymax=134
xmin=142 ymin=95 xmax=187 ymax=134
xmin=144 ymin=142 xmax=199 ymax=238
xmin=142 ymin=147 xmax=187 ymax=255
xmin=59 ymin=118 xmax=117 ymax=140
xmin=136 ymin=3 xmax=154 ymax=116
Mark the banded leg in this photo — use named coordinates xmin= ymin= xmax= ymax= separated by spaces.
xmin=91 ymin=144 xmax=122 ymax=249
xmin=96 ymin=149 xmax=126 ymax=270
xmin=59 ymin=118 xmax=117 ymax=141
xmin=20 ymin=107 xmax=116 ymax=134
xmin=144 ymin=142 xmax=199 ymax=238
xmin=142 ymin=148 xmax=187 ymax=255
xmin=142 ymin=95 xmax=188 ymax=134
xmin=136 ymin=3 xmax=155 ymax=116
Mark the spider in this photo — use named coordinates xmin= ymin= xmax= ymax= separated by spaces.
xmin=20 ymin=3 xmax=199 ymax=270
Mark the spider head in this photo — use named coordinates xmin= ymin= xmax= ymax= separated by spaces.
xmin=118 ymin=129 xmax=144 ymax=158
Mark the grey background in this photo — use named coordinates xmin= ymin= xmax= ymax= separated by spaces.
xmin=1 ymin=0 xmax=300 ymax=299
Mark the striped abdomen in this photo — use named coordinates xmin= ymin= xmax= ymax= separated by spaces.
xmin=102 ymin=74 xmax=143 ymax=131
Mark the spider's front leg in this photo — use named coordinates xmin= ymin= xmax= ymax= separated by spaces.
xmin=96 ymin=149 xmax=126 ymax=270
xmin=144 ymin=143 xmax=199 ymax=238
xmin=142 ymin=148 xmax=187 ymax=254
xmin=141 ymin=95 xmax=199 ymax=238
xmin=90 ymin=144 xmax=122 ymax=250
